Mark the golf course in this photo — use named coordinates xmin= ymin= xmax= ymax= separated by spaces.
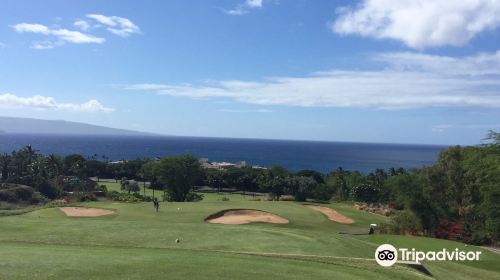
xmin=0 ymin=183 xmax=499 ymax=280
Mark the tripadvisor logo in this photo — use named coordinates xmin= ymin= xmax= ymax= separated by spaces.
xmin=375 ymin=244 xmax=482 ymax=267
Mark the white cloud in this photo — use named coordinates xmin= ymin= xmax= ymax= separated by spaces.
xmin=12 ymin=14 xmax=138 ymax=49
xmin=12 ymin=23 xmax=50 ymax=34
xmin=86 ymin=14 xmax=140 ymax=37
xmin=12 ymin=23 xmax=105 ymax=47
xmin=30 ymin=41 xmax=57 ymax=49
xmin=218 ymin=108 xmax=273 ymax=113
xmin=0 ymin=93 xmax=114 ymax=112
xmin=374 ymin=51 xmax=500 ymax=76
xmin=247 ymin=0 xmax=263 ymax=8
xmin=332 ymin=0 xmax=500 ymax=49
xmin=50 ymin=29 xmax=104 ymax=43
xmin=125 ymin=51 xmax=500 ymax=109
xmin=224 ymin=0 xmax=265 ymax=15
xmin=432 ymin=123 xmax=500 ymax=133
xmin=74 ymin=19 xmax=91 ymax=31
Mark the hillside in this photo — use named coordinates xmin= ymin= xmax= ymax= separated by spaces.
xmin=0 ymin=116 xmax=153 ymax=136
xmin=0 ymin=191 xmax=498 ymax=279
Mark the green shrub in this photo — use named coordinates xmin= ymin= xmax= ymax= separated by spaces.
xmin=185 ymin=192 xmax=204 ymax=202
xmin=107 ymin=190 xmax=141 ymax=202
xmin=77 ymin=192 xmax=97 ymax=202
xmin=388 ymin=211 xmax=423 ymax=235
xmin=0 ymin=184 xmax=43 ymax=205
xmin=351 ymin=184 xmax=379 ymax=202
xmin=30 ymin=192 xmax=48 ymax=204
xmin=0 ymin=189 xmax=16 ymax=202
xmin=469 ymin=231 xmax=491 ymax=245
xmin=38 ymin=181 xmax=61 ymax=199
xmin=95 ymin=184 xmax=108 ymax=192
xmin=311 ymin=184 xmax=334 ymax=202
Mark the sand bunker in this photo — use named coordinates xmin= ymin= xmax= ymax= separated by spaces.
xmin=305 ymin=205 xmax=354 ymax=224
xmin=59 ymin=207 xmax=115 ymax=217
xmin=206 ymin=209 xmax=289 ymax=225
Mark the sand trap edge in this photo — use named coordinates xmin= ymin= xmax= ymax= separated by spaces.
xmin=59 ymin=207 xmax=116 ymax=217
xmin=304 ymin=204 xmax=355 ymax=224
xmin=205 ymin=208 xmax=289 ymax=225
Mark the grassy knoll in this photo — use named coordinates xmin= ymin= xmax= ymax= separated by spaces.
xmin=0 ymin=242 xmax=425 ymax=280
xmin=0 ymin=185 xmax=498 ymax=279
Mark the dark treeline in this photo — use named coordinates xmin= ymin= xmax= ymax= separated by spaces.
xmin=0 ymin=131 xmax=499 ymax=245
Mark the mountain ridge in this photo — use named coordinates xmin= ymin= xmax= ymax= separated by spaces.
xmin=0 ymin=116 xmax=155 ymax=136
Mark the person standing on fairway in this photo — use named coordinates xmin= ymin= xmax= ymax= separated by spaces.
xmin=153 ymin=198 xmax=159 ymax=212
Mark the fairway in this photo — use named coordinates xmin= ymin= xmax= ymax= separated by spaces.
xmin=0 ymin=190 xmax=499 ymax=280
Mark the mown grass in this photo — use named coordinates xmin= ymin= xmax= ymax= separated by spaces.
xmin=0 ymin=183 xmax=498 ymax=279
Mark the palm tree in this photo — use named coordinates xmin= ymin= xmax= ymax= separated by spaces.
xmin=46 ymin=154 xmax=62 ymax=178
xmin=0 ymin=154 xmax=11 ymax=180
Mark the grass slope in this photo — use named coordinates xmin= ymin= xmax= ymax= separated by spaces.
xmin=0 ymin=186 xmax=498 ymax=279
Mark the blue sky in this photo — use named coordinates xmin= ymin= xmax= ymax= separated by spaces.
xmin=1 ymin=0 xmax=500 ymax=145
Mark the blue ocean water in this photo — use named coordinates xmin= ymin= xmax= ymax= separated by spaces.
xmin=0 ymin=134 xmax=447 ymax=174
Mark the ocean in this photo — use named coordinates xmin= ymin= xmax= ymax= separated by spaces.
xmin=0 ymin=134 xmax=447 ymax=174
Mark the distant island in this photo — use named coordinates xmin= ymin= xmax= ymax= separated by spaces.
xmin=0 ymin=116 xmax=154 ymax=136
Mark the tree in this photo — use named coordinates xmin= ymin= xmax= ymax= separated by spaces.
xmin=484 ymin=130 xmax=500 ymax=146
xmin=284 ymin=176 xmax=318 ymax=202
xmin=0 ymin=154 xmax=11 ymax=181
xmin=153 ymin=155 xmax=203 ymax=202
xmin=386 ymin=171 xmax=440 ymax=235
xmin=261 ymin=177 xmax=285 ymax=200
xmin=63 ymin=154 xmax=87 ymax=178
xmin=269 ymin=165 xmax=290 ymax=178
xmin=139 ymin=161 xmax=156 ymax=197
xmin=123 ymin=159 xmax=146 ymax=180
xmin=325 ymin=167 xmax=360 ymax=201
xmin=46 ymin=154 xmax=62 ymax=178
xmin=311 ymin=184 xmax=334 ymax=201
xmin=296 ymin=170 xmax=325 ymax=184
xmin=85 ymin=160 xmax=106 ymax=181
xmin=437 ymin=146 xmax=469 ymax=214
xmin=367 ymin=168 xmax=388 ymax=201
xmin=121 ymin=179 xmax=140 ymax=194
xmin=351 ymin=184 xmax=379 ymax=202
xmin=481 ymin=185 xmax=500 ymax=242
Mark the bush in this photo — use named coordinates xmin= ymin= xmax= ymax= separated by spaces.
xmin=50 ymin=176 xmax=97 ymax=193
xmin=278 ymin=195 xmax=295 ymax=201
xmin=351 ymin=184 xmax=379 ymax=202
xmin=107 ymin=190 xmax=120 ymax=199
xmin=38 ymin=180 xmax=61 ymax=199
xmin=121 ymin=180 xmax=140 ymax=193
xmin=14 ymin=186 xmax=34 ymax=201
xmin=92 ymin=184 xmax=108 ymax=198
xmin=469 ymin=231 xmax=491 ymax=245
xmin=76 ymin=192 xmax=97 ymax=202
xmin=30 ymin=192 xmax=48 ymax=204
xmin=0 ymin=184 xmax=41 ymax=204
xmin=0 ymin=189 xmax=16 ymax=202
xmin=132 ymin=192 xmax=152 ymax=201
xmin=185 ymin=192 xmax=204 ymax=202
xmin=107 ymin=190 xmax=141 ymax=202
xmin=0 ymin=201 xmax=22 ymax=210
xmin=388 ymin=211 xmax=423 ymax=235
xmin=377 ymin=223 xmax=392 ymax=234
xmin=95 ymin=184 xmax=108 ymax=192
xmin=221 ymin=196 xmax=230 ymax=201
xmin=311 ymin=184 xmax=334 ymax=202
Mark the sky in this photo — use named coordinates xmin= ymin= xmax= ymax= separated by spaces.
xmin=1 ymin=0 xmax=500 ymax=145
